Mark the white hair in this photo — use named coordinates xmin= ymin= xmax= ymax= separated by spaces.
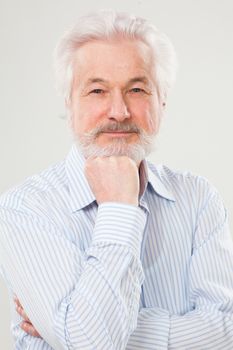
xmin=54 ymin=9 xmax=178 ymax=102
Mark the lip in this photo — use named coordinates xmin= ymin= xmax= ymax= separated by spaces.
xmin=101 ymin=131 xmax=136 ymax=137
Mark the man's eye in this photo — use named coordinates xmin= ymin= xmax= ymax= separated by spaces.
xmin=90 ymin=89 xmax=104 ymax=94
xmin=130 ymin=88 xmax=145 ymax=93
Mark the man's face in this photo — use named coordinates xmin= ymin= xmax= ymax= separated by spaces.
xmin=68 ymin=38 xmax=164 ymax=161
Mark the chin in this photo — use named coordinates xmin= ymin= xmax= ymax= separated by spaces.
xmin=77 ymin=139 xmax=148 ymax=163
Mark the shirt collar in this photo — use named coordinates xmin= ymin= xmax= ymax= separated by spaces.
xmin=140 ymin=160 xmax=176 ymax=202
xmin=66 ymin=144 xmax=175 ymax=213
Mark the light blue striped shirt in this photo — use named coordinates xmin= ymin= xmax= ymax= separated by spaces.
xmin=0 ymin=144 xmax=233 ymax=349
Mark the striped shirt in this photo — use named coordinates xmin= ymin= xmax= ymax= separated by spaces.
xmin=0 ymin=143 xmax=233 ymax=350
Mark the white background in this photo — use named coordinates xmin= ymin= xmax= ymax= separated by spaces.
xmin=0 ymin=0 xmax=232 ymax=348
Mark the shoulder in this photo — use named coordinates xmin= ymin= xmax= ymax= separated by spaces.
xmin=148 ymin=161 xmax=221 ymax=206
xmin=0 ymin=159 xmax=67 ymax=212
xmin=147 ymin=161 xmax=226 ymax=225
xmin=147 ymin=161 xmax=228 ymax=245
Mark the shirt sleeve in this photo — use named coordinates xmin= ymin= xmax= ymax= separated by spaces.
xmin=126 ymin=188 xmax=233 ymax=350
xmin=0 ymin=201 xmax=147 ymax=350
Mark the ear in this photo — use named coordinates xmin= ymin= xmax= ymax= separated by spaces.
xmin=158 ymin=99 xmax=167 ymax=122
xmin=160 ymin=99 xmax=167 ymax=116
xmin=162 ymin=92 xmax=167 ymax=109
xmin=161 ymin=92 xmax=168 ymax=113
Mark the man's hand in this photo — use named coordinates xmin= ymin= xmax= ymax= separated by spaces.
xmin=85 ymin=156 xmax=140 ymax=205
xmin=14 ymin=297 xmax=41 ymax=338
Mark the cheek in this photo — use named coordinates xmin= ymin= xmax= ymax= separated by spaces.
xmin=131 ymin=100 xmax=160 ymax=133
xmin=147 ymin=105 xmax=161 ymax=134
xmin=71 ymin=100 xmax=106 ymax=134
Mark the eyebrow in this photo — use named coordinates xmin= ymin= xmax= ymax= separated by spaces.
xmin=127 ymin=76 xmax=150 ymax=85
xmin=85 ymin=76 xmax=150 ymax=86
xmin=86 ymin=78 xmax=106 ymax=85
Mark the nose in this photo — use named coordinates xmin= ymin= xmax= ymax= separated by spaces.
xmin=107 ymin=90 xmax=130 ymax=121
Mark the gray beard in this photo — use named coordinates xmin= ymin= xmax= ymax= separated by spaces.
xmin=74 ymin=122 xmax=156 ymax=163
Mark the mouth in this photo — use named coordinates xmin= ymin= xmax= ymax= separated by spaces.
xmin=101 ymin=131 xmax=137 ymax=137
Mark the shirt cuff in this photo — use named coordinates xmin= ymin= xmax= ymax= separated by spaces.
xmin=92 ymin=202 xmax=147 ymax=257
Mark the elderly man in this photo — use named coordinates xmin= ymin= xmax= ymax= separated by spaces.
xmin=0 ymin=10 xmax=233 ymax=350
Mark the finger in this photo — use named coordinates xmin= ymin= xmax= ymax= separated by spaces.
xmin=20 ymin=321 xmax=41 ymax=338
xmin=16 ymin=305 xmax=31 ymax=323
xmin=14 ymin=297 xmax=23 ymax=309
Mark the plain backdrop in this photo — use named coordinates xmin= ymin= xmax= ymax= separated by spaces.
xmin=0 ymin=0 xmax=233 ymax=348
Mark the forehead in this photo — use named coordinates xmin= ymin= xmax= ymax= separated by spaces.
xmin=72 ymin=39 xmax=154 ymax=85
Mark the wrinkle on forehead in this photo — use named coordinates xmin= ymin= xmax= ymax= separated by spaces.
xmin=71 ymin=38 xmax=156 ymax=91
xmin=83 ymin=76 xmax=154 ymax=90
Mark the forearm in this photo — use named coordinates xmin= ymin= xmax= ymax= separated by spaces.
xmin=126 ymin=307 xmax=233 ymax=350
xmin=55 ymin=203 xmax=146 ymax=349
xmin=56 ymin=247 xmax=142 ymax=349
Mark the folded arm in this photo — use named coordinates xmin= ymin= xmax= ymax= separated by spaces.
xmin=0 ymin=202 xmax=146 ymax=350
xmin=126 ymin=222 xmax=233 ymax=349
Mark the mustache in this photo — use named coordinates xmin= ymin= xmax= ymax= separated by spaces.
xmin=83 ymin=122 xmax=142 ymax=138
